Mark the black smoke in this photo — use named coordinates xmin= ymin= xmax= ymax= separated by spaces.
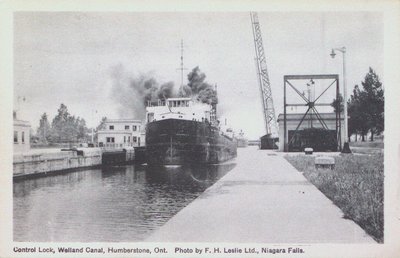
xmin=111 ymin=64 xmax=217 ymax=120
xmin=183 ymin=66 xmax=218 ymax=105
xmin=110 ymin=64 xmax=175 ymax=120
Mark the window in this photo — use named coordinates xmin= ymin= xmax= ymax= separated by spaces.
xmin=132 ymin=125 xmax=137 ymax=131
xmin=133 ymin=136 xmax=137 ymax=142
xmin=106 ymin=137 xmax=115 ymax=143
xmin=124 ymin=136 xmax=126 ymax=143
xmin=125 ymin=125 xmax=130 ymax=130
xmin=14 ymin=131 xmax=18 ymax=143
xmin=109 ymin=125 xmax=114 ymax=130
xmin=128 ymin=136 xmax=130 ymax=142
xmin=22 ymin=132 xmax=25 ymax=143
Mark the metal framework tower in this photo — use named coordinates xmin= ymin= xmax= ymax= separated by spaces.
xmin=250 ymin=12 xmax=278 ymax=137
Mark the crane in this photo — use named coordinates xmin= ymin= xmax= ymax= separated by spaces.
xmin=250 ymin=12 xmax=279 ymax=144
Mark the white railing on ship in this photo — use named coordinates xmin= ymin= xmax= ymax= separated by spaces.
xmin=146 ymin=100 xmax=166 ymax=107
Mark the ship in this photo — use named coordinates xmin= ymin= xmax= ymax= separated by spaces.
xmin=145 ymin=97 xmax=237 ymax=165
xmin=236 ymin=130 xmax=248 ymax=148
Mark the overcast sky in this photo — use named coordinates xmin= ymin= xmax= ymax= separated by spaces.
xmin=14 ymin=12 xmax=383 ymax=139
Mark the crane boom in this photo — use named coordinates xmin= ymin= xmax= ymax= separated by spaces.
xmin=250 ymin=12 xmax=278 ymax=137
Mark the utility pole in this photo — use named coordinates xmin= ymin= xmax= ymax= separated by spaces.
xmin=250 ymin=12 xmax=278 ymax=138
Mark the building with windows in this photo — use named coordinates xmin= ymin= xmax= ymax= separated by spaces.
xmin=13 ymin=111 xmax=31 ymax=153
xmin=97 ymin=119 xmax=143 ymax=148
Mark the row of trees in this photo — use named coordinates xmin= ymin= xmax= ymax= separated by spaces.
xmin=36 ymin=104 xmax=91 ymax=144
xmin=332 ymin=67 xmax=384 ymax=141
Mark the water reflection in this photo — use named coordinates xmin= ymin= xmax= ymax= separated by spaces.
xmin=13 ymin=162 xmax=236 ymax=242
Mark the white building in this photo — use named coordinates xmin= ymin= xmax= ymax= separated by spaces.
xmin=97 ymin=119 xmax=143 ymax=148
xmin=13 ymin=111 xmax=31 ymax=153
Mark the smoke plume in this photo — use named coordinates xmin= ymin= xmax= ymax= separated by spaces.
xmin=110 ymin=64 xmax=217 ymax=120
xmin=184 ymin=66 xmax=218 ymax=105
xmin=110 ymin=64 xmax=176 ymax=120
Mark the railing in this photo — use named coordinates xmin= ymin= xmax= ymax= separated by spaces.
xmin=146 ymin=100 xmax=166 ymax=107
xmin=99 ymin=143 xmax=139 ymax=150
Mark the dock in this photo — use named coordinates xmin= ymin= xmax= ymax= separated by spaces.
xmin=13 ymin=147 xmax=146 ymax=179
xmin=147 ymin=146 xmax=375 ymax=243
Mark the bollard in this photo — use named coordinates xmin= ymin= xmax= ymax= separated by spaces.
xmin=315 ymin=156 xmax=335 ymax=170
xmin=304 ymin=147 xmax=313 ymax=155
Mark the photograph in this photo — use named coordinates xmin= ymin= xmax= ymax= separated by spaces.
xmin=1 ymin=1 xmax=400 ymax=257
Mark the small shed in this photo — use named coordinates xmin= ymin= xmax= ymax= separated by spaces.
xmin=260 ymin=134 xmax=278 ymax=149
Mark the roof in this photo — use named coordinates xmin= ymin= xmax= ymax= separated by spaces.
xmin=105 ymin=119 xmax=142 ymax=123
xmin=97 ymin=130 xmax=139 ymax=134
xmin=13 ymin=119 xmax=31 ymax=127
xmin=166 ymin=97 xmax=192 ymax=101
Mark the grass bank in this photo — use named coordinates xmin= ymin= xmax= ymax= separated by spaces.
xmin=349 ymin=140 xmax=384 ymax=149
xmin=285 ymin=153 xmax=384 ymax=243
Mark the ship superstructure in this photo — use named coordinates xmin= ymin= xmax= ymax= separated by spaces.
xmin=237 ymin=130 xmax=248 ymax=148
xmin=146 ymin=98 xmax=215 ymax=125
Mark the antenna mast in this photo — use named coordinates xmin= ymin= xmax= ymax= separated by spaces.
xmin=177 ymin=39 xmax=187 ymax=86
xmin=250 ymin=12 xmax=278 ymax=137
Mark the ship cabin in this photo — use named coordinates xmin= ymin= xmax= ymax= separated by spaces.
xmin=146 ymin=97 xmax=215 ymax=124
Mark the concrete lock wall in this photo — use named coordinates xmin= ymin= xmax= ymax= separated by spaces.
xmin=124 ymin=147 xmax=135 ymax=162
xmin=13 ymin=148 xmax=103 ymax=178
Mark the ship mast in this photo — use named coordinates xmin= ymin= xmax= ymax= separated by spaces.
xmin=177 ymin=39 xmax=187 ymax=87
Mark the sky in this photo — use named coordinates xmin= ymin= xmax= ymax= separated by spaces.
xmin=14 ymin=12 xmax=383 ymax=139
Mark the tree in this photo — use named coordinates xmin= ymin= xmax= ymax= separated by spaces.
xmin=50 ymin=104 xmax=89 ymax=143
xmin=37 ymin=113 xmax=51 ymax=143
xmin=331 ymin=93 xmax=344 ymax=113
xmin=347 ymin=68 xmax=384 ymax=142
xmin=96 ymin=117 xmax=107 ymax=131
xmin=75 ymin=117 xmax=89 ymax=141
xmin=50 ymin=104 xmax=69 ymax=142
xmin=348 ymin=85 xmax=369 ymax=141
xmin=360 ymin=68 xmax=384 ymax=141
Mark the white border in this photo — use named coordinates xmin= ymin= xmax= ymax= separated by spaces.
xmin=1 ymin=0 xmax=399 ymax=257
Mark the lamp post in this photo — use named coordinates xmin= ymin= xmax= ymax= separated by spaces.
xmin=330 ymin=47 xmax=351 ymax=153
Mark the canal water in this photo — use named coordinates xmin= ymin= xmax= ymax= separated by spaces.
xmin=13 ymin=163 xmax=236 ymax=242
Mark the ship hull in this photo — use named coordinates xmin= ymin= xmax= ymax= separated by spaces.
xmin=237 ymin=138 xmax=248 ymax=148
xmin=145 ymin=119 xmax=237 ymax=165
